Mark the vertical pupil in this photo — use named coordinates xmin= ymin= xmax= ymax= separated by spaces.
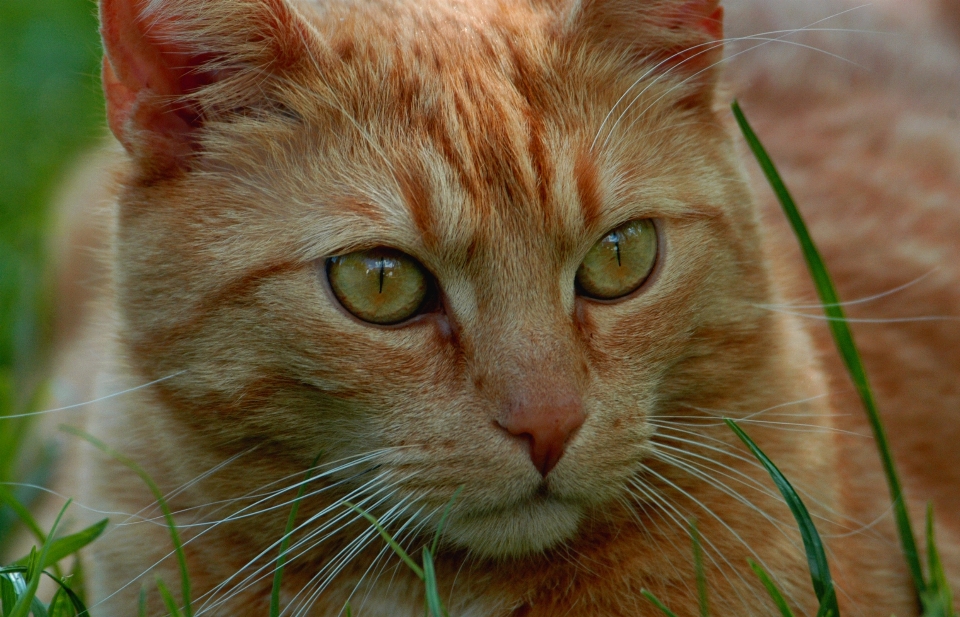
xmin=611 ymin=232 xmax=622 ymax=266
xmin=378 ymin=257 xmax=385 ymax=293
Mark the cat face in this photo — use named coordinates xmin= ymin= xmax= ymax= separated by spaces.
xmin=105 ymin=0 xmax=779 ymax=558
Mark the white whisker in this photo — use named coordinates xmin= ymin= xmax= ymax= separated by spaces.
xmin=629 ymin=476 xmax=756 ymax=612
xmin=650 ymin=448 xmax=797 ymax=535
xmin=590 ymin=12 xmax=877 ymax=152
xmin=724 ymin=419 xmax=869 ymax=438
xmin=758 ymin=269 xmax=936 ymax=310
xmin=598 ymin=8 xmax=876 ymax=153
xmin=195 ymin=472 xmax=405 ymax=614
xmin=127 ymin=446 xmax=258 ymax=526
xmin=639 ymin=463 xmax=806 ymax=610
xmin=3 ymin=371 xmax=186 ymax=420
xmin=687 ymin=393 xmax=829 ymax=421
xmin=288 ymin=493 xmax=419 ymax=616
xmin=92 ymin=452 xmax=394 ymax=612
xmin=758 ymin=306 xmax=960 ymax=323
xmin=343 ymin=501 xmax=437 ymax=616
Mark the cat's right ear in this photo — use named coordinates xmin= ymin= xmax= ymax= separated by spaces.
xmin=561 ymin=0 xmax=725 ymax=107
xmin=100 ymin=0 xmax=320 ymax=168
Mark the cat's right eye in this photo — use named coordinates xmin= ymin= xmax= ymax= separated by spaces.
xmin=327 ymin=248 xmax=430 ymax=325
xmin=576 ymin=219 xmax=658 ymax=300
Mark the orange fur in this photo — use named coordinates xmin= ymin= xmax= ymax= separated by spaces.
xmin=50 ymin=0 xmax=960 ymax=614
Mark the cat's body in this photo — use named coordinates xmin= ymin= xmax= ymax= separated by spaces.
xmin=49 ymin=0 xmax=960 ymax=614
xmin=728 ymin=4 xmax=960 ymax=607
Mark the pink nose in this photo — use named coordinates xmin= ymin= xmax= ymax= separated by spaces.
xmin=497 ymin=391 xmax=585 ymax=477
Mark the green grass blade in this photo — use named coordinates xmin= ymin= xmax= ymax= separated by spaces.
xmin=156 ymin=578 xmax=184 ymax=617
xmin=0 ymin=486 xmax=46 ymax=546
xmin=0 ymin=568 xmax=27 ymax=576
xmin=1 ymin=482 xmax=65 ymax=581
xmin=921 ymin=504 xmax=956 ymax=617
xmin=46 ymin=588 xmax=70 ymax=617
xmin=689 ymin=520 xmax=709 ymax=617
xmin=2 ymin=444 xmax=60 ymax=553
xmin=815 ymin=587 xmax=837 ymax=617
xmin=0 ymin=568 xmax=29 ymax=617
xmin=139 ymin=587 xmax=148 ymax=617
xmin=0 ymin=382 xmax=57 ymax=559
xmin=8 ymin=500 xmax=69 ymax=617
xmin=29 ymin=597 xmax=48 ymax=617
xmin=62 ymin=425 xmax=193 ymax=617
xmin=15 ymin=519 xmax=107 ymax=572
xmin=65 ymin=556 xmax=87 ymax=608
xmin=422 ymin=548 xmax=447 ymax=617
xmin=641 ymin=590 xmax=680 ymax=617
xmin=1 ymin=574 xmax=17 ymax=615
xmin=431 ymin=487 xmax=463 ymax=556
xmin=343 ymin=502 xmax=424 ymax=580
xmin=726 ymin=419 xmax=839 ymax=617
xmin=731 ymin=100 xmax=925 ymax=598
xmin=0 ymin=567 xmax=89 ymax=617
xmin=749 ymin=559 xmax=797 ymax=617
xmin=38 ymin=572 xmax=89 ymax=617
xmin=270 ymin=454 xmax=322 ymax=617
xmin=0 ymin=378 xmax=45 ymax=486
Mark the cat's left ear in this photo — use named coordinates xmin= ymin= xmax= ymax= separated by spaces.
xmin=563 ymin=0 xmax=724 ymax=106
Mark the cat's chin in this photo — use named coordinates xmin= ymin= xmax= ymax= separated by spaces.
xmin=442 ymin=497 xmax=584 ymax=558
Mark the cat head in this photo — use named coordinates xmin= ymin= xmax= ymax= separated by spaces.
xmin=100 ymin=0 xmax=781 ymax=557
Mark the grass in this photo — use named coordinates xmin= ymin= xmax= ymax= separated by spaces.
xmin=0 ymin=0 xmax=103 ymax=611
xmin=0 ymin=2 xmax=955 ymax=607
xmin=345 ymin=488 xmax=461 ymax=617
xmin=727 ymin=420 xmax=839 ymax=617
xmin=731 ymin=101 xmax=954 ymax=617
xmin=270 ymin=454 xmax=323 ymax=617
xmin=60 ymin=428 xmax=194 ymax=617
xmin=0 ymin=0 xmax=104 ymax=567
xmin=0 ymin=499 xmax=104 ymax=616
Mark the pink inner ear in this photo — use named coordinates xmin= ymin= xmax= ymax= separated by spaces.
xmin=102 ymin=1 xmax=172 ymax=94
xmin=100 ymin=0 xmax=216 ymax=153
xmin=700 ymin=5 xmax=724 ymax=41
xmin=659 ymin=0 xmax=724 ymax=40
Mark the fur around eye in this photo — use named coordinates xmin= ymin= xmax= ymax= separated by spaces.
xmin=576 ymin=219 xmax=658 ymax=300
xmin=327 ymin=248 xmax=429 ymax=324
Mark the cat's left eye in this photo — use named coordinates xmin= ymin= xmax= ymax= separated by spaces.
xmin=576 ymin=219 xmax=658 ymax=300
xmin=327 ymin=248 xmax=430 ymax=325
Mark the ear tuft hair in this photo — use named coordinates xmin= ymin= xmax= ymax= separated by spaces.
xmin=100 ymin=0 xmax=320 ymax=168
xmin=566 ymin=0 xmax=724 ymax=105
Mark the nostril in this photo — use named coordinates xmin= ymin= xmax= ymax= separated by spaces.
xmin=495 ymin=422 xmax=534 ymax=446
xmin=496 ymin=397 xmax=585 ymax=477
xmin=496 ymin=421 xmax=535 ymax=453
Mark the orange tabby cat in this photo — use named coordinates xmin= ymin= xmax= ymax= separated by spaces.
xmin=51 ymin=0 xmax=960 ymax=614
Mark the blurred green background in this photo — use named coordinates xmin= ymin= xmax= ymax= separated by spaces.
xmin=0 ymin=0 xmax=104 ymax=551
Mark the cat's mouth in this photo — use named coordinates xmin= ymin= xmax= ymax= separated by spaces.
xmin=442 ymin=491 xmax=585 ymax=558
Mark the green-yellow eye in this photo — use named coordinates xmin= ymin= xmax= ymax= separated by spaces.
xmin=576 ymin=219 xmax=658 ymax=300
xmin=327 ymin=248 xmax=429 ymax=325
